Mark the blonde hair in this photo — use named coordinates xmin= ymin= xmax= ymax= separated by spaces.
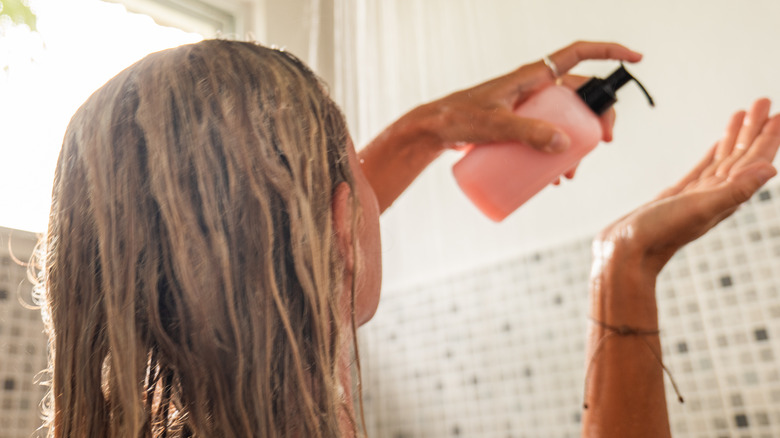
xmin=41 ymin=40 xmax=357 ymax=437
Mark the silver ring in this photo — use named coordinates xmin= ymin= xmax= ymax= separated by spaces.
xmin=542 ymin=55 xmax=561 ymax=78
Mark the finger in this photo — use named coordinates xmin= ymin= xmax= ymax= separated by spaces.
xmin=561 ymin=75 xmax=617 ymax=142
xmin=564 ymin=163 xmax=579 ymax=179
xmin=732 ymin=112 xmax=780 ymax=169
xmin=656 ymin=144 xmax=718 ymax=200
xmin=700 ymin=110 xmax=745 ymax=179
xmin=501 ymin=43 xmax=642 ymax=96
xmin=472 ymin=109 xmax=571 ymax=153
xmin=599 ymin=108 xmax=616 ymax=142
xmin=735 ymin=98 xmax=772 ymax=151
xmin=559 ymin=74 xmax=590 ymax=89
xmin=715 ymin=110 xmax=747 ymax=160
xmin=548 ymin=41 xmax=643 ymax=76
xmin=654 ymin=162 xmax=776 ymax=250
xmin=715 ymin=98 xmax=772 ymax=177
xmin=697 ymin=162 xmax=776 ymax=220
xmin=559 ymin=74 xmax=616 ymax=141
xmin=719 ymin=162 xmax=777 ymax=208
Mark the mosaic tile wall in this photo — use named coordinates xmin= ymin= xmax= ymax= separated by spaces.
xmin=358 ymin=181 xmax=780 ymax=438
xmin=0 ymin=228 xmax=47 ymax=438
xmin=4 ymin=181 xmax=780 ymax=438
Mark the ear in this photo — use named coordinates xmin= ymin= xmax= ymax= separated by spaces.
xmin=331 ymin=181 xmax=355 ymax=274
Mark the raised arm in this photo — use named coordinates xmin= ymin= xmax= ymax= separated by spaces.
xmin=358 ymin=41 xmax=643 ymax=213
xmin=582 ymin=98 xmax=780 ymax=437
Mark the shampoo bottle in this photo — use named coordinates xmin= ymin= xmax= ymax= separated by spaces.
xmin=452 ymin=64 xmax=654 ymax=222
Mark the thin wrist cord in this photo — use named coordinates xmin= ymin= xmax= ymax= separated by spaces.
xmin=583 ymin=317 xmax=685 ymax=409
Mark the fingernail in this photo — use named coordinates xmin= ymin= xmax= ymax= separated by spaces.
xmin=546 ymin=132 xmax=570 ymax=152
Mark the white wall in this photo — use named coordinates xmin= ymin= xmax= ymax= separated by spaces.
xmin=257 ymin=0 xmax=336 ymax=86
xmin=258 ymin=0 xmax=780 ymax=291
xmin=349 ymin=0 xmax=780 ymax=291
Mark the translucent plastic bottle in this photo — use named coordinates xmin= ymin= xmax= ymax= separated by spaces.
xmin=453 ymin=64 xmax=654 ymax=222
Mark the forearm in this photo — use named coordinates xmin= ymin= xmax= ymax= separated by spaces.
xmin=581 ymin=244 xmax=671 ymax=438
xmin=358 ymin=102 xmax=445 ymax=213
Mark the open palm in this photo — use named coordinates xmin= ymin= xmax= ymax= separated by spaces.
xmin=600 ymin=98 xmax=780 ymax=274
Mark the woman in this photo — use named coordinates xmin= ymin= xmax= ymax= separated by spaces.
xmin=43 ymin=41 xmax=371 ymax=437
xmin=41 ymin=36 xmax=777 ymax=437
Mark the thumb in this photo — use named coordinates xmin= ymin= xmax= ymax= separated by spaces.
xmin=489 ymin=112 xmax=571 ymax=153
xmin=725 ymin=163 xmax=777 ymax=207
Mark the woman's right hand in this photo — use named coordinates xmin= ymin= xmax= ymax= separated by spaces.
xmin=361 ymin=41 xmax=642 ymax=213
xmin=423 ymin=41 xmax=642 ymax=152
xmin=598 ymin=98 xmax=780 ymax=278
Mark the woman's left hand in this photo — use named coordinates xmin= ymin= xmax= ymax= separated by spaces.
xmin=598 ymin=98 xmax=780 ymax=277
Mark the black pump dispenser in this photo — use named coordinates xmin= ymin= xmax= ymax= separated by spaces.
xmin=576 ymin=63 xmax=654 ymax=115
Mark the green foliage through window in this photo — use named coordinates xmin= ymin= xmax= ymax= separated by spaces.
xmin=0 ymin=0 xmax=37 ymax=31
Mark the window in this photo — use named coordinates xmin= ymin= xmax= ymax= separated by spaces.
xmin=1 ymin=0 xmax=205 ymax=232
xmin=109 ymin=0 xmax=251 ymax=38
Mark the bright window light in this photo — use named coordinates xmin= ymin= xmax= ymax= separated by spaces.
xmin=0 ymin=0 xmax=203 ymax=233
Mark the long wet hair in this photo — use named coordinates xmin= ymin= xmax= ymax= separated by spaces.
xmin=39 ymin=40 xmax=357 ymax=437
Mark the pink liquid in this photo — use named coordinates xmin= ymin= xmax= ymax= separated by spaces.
xmin=453 ymin=85 xmax=603 ymax=222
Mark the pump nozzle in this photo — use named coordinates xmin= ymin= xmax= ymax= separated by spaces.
xmin=576 ymin=63 xmax=654 ymax=115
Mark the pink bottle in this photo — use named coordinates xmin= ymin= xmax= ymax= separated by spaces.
xmin=453 ymin=64 xmax=653 ymax=222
